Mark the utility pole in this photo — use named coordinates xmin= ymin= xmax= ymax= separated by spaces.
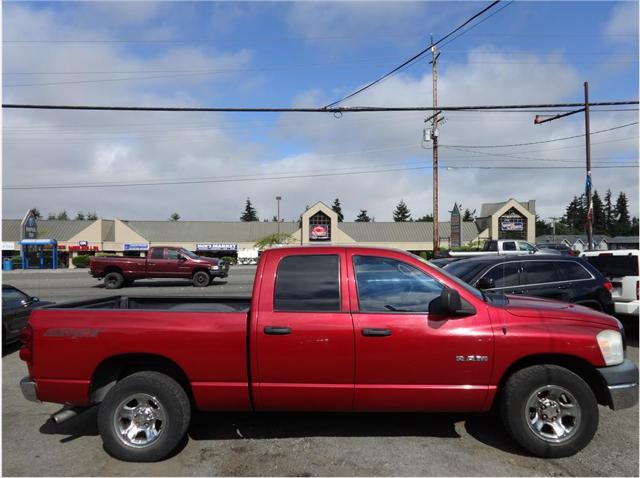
xmin=431 ymin=36 xmax=440 ymax=256
xmin=276 ymin=196 xmax=282 ymax=236
xmin=549 ymin=216 xmax=561 ymax=243
xmin=584 ymin=82 xmax=593 ymax=251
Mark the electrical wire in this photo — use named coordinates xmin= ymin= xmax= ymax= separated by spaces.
xmin=323 ymin=0 xmax=504 ymax=108
xmin=437 ymin=1 xmax=514 ymax=50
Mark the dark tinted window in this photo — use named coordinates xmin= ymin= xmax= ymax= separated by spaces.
xmin=503 ymin=242 xmax=516 ymax=251
xmin=353 ymin=256 xmax=443 ymax=313
xmin=150 ymin=248 xmax=164 ymax=259
xmin=274 ymin=255 xmax=340 ymax=312
xmin=481 ymin=262 xmax=520 ymax=288
xmin=521 ymin=261 xmax=560 ymax=285
xmin=167 ymin=249 xmax=179 ymax=260
xmin=2 ymin=288 xmax=28 ymax=307
xmin=557 ymin=261 xmax=592 ymax=280
xmin=445 ymin=260 xmax=493 ymax=283
xmin=585 ymin=255 xmax=639 ymax=277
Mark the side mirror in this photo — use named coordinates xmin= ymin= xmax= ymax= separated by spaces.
xmin=31 ymin=297 xmax=40 ymax=303
xmin=476 ymin=277 xmax=495 ymax=290
xmin=440 ymin=288 xmax=462 ymax=314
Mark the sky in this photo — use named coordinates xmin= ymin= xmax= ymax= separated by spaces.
xmin=2 ymin=1 xmax=639 ymax=223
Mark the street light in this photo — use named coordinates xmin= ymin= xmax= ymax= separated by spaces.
xmin=276 ymin=196 xmax=282 ymax=236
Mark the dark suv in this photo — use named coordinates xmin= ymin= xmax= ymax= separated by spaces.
xmin=443 ymin=255 xmax=615 ymax=314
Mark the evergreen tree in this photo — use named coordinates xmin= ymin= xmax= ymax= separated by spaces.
xmin=240 ymin=198 xmax=259 ymax=222
xmin=75 ymin=212 xmax=86 ymax=221
xmin=614 ymin=192 xmax=631 ymax=235
xmin=604 ymin=189 xmax=614 ymax=234
xmin=86 ymin=212 xmax=98 ymax=220
xmin=462 ymin=208 xmax=476 ymax=221
xmin=392 ymin=200 xmax=412 ymax=222
xmin=331 ymin=198 xmax=344 ymax=222
xmin=415 ymin=214 xmax=433 ymax=222
xmin=535 ymin=215 xmax=552 ymax=236
xmin=355 ymin=210 xmax=371 ymax=222
xmin=32 ymin=208 xmax=42 ymax=219
xmin=591 ymin=190 xmax=606 ymax=234
xmin=56 ymin=210 xmax=69 ymax=220
xmin=169 ymin=212 xmax=180 ymax=222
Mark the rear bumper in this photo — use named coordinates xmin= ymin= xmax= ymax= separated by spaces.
xmin=615 ymin=301 xmax=639 ymax=317
xmin=20 ymin=376 xmax=40 ymax=403
xmin=596 ymin=360 xmax=639 ymax=410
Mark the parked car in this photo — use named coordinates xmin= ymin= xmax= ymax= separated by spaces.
xmin=2 ymin=285 xmax=53 ymax=345
xmin=449 ymin=239 xmax=540 ymax=257
xmin=581 ymin=249 xmax=639 ymax=320
xmin=20 ymin=246 xmax=636 ymax=462
xmin=89 ymin=246 xmax=229 ymax=289
xmin=430 ymin=257 xmax=464 ymax=268
xmin=443 ymin=255 xmax=615 ymax=314
xmin=536 ymin=243 xmax=576 ymax=256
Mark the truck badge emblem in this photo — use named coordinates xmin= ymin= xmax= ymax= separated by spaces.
xmin=456 ymin=355 xmax=489 ymax=362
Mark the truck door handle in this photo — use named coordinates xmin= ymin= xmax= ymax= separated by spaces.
xmin=362 ymin=328 xmax=392 ymax=337
xmin=264 ymin=326 xmax=292 ymax=335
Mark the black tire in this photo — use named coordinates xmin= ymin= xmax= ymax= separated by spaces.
xmin=500 ymin=365 xmax=598 ymax=458
xmin=192 ymin=271 xmax=210 ymax=287
xmin=98 ymin=371 xmax=191 ymax=462
xmin=104 ymin=272 xmax=124 ymax=289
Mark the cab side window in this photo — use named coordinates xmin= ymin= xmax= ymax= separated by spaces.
xmin=503 ymin=242 xmax=516 ymax=251
xmin=353 ymin=256 xmax=443 ymax=313
xmin=274 ymin=255 xmax=340 ymax=312
xmin=150 ymin=248 xmax=164 ymax=259
xmin=167 ymin=249 xmax=179 ymax=260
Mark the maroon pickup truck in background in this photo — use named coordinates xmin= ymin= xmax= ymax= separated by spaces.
xmin=20 ymin=246 xmax=638 ymax=462
xmin=89 ymin=246 xmax=229 ymax=289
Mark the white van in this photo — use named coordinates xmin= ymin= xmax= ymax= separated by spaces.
xmin=581 ymin=249 xmax=639 ymax=319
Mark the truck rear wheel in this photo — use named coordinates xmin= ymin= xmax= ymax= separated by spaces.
xmin=500 ymin=364 xmax=598 ymax=458
xmin=98 ymin=371 xmax=190 ymax=462
xmin=192 ymin=271 xmax=210 ymax=287
xmin=104 ymin=272 xmax=124 ymax=289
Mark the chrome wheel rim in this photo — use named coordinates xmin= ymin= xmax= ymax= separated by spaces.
xmin=113 ymin=393 xmax=165 ymax=448
xmin=525 ymin=385 xmax=581 ymax=443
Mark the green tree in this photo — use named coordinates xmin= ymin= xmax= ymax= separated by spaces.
xmin=535 ymin=215 xmax=552 ymax=236
xmin=604 ymin=189 xmax=614 ymax=234
xmin=75 ymin=212 xmax=86 ymax=220
xmin=614 ymin=192 xmax=631 ymax=235
xmin=240 ymin=198 xmax=259 ymax=222
xmin=462 ymin=208 xmax=476 ymax=221
xmin=255 ymin=232 xmax=294 ymax=249
xmin=32 ymin=208 xmax=42 ymax=219
xmin=562 ymin=196 xmax=585 ymax=233
xmin=355 ymin=210 xmax=371 ymax=222
xmin=169 ymin=212 xmax=180 ymax=222
xmin=56 ymin=210 xmax=69 ymax=220
xmin=393 ymin=200 xmax=412 ymax=222
xmin=415 ymin=214 xmax=433 ymax=222
xmin=86 ymin=212 xmax=98 ymax=220
xmin=591 ymin=190 xmax=606 ymax=234
xmin=331 ymin=198 xmax=344 ymax=222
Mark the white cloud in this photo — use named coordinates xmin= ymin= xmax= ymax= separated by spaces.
xmin=603 ymin=1 xmax=639 ymax=42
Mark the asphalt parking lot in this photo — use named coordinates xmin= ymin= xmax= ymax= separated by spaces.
xmin=2 ymin=267 xmax=639 ymax=476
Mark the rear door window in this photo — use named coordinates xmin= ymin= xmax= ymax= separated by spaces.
xmin=503 ymin=242 xmax=516 ymax=251
xmin=521 ymin=261 xmax=560 ymax=285
xmin=150 ymin=248 xmax=164 ymax=259
xmin=556 ymin=261 xmax=592 ymax=281
xmin=274 ymin=255 xmax=340 ymax=312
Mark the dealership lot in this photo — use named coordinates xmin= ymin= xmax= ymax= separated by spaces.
xmin=2 ymin=267 xmax=638 ymax=476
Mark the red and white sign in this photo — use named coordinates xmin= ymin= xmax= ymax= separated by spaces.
xmin=310 ymin=225 xmax=329 ymax=240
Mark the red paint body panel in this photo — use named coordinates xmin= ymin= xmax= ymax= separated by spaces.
xmin=23 ymin=246 xmax=622 ymax=415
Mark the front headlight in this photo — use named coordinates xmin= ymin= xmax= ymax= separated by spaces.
xmin=210 ymin=265 xmax=219 ymax=271
xmin=597 ymin=329 xmax=624 ymax=366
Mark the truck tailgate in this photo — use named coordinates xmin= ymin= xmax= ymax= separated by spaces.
xmin=28 ymin=308 xmax=251 ymax=411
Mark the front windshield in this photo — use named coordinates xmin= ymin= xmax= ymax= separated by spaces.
xmin=180 ymin=248 xmax=200 ymax=259
xmin=411 ymin=254 xmax=485 ymax=301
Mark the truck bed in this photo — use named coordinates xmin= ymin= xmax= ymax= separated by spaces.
xmin=45 ymin=295 xmax=251 ymax=312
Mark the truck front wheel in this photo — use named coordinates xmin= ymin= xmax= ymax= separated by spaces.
xmin=500 ymin=364 xmax=598 ymax=458
xmin=98 ymin=371 xmax=191 ymax=462
xmin=192 ymin=271 xmax=210 ymax=287
xmin=104 ymin=272 xmax=124 ymax=289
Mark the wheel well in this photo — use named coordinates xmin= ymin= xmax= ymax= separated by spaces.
xmin=192 ymin=268 xmax=210 ymax=277
xmin=90 ymin=353 xmax=192 ymax=404
xmin=103 ymin=266 xmax=123 ymax=276
xmin=494 ymin=354 xmax=610 ymax=409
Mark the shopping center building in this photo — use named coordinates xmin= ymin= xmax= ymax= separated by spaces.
xmin=2 ymin=199 xmax=537 ymax=268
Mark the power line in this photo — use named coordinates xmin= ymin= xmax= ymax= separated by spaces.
xmin=323 ymin=0 xmax=504 ymax=108
xmin=3 ymin=100 xmax=638 ymax=113
xmin=4 ymin=163 xmax=637 ymax=191
xmin=442 ymin=121 xmax=639 ymax=148
xmin=438 ymin=1 xmax=514 ymax=50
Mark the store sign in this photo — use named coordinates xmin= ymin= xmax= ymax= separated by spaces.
xmin=69 ymin=245 xmax=99 ymax=251
xmin=2 ymin=242 xmax=15 ymax=251
xmin=196 ymin=243 xmax=237 ymax=251
xmin=124 ymin=243 xmax=149 ymax=251
xmin=21 ymin=210 xmax=38 ymax=240
xmin=450 ymin=203 xmax=462 ymax=248
xmin=310 ymin=224 xmax=329 ymax=240
xmin=500 ymin=216 xmax=524 ymax=231
xmin=79 ymin=241 xmax=88 ymax=247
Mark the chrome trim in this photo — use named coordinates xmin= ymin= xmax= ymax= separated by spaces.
xmin=607 ymin=382 xmax=638 ymax=410
xmin=20 ymin=377 xmax=40 ymax=403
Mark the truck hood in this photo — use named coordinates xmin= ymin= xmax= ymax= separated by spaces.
xmin=501 ymin=295 xmax=619 ymax=328
xmin=194 ymin=257 xmax=218 ymax=264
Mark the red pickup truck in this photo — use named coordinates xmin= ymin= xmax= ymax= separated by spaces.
xmin=89 ymin=246 xmax=229 ymax=288
xmin=20 ymin=246 xmax=637 ymax=462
